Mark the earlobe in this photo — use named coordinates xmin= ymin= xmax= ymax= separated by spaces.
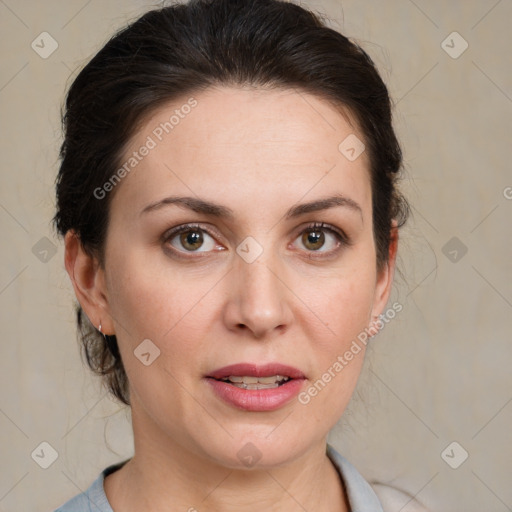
xmin=64 ymin=230 xmax=115 ymax=334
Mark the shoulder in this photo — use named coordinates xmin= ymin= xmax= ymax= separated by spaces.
xmin=53 ymin=460 xmax=128 ymax=512
xmin=53 ymin=471 xmax=110 ymax=512
xmin=326 ymin=444 xmax=430 ymax=512
xmin=327 ymin=444 xmax=385 ymax=510
xmin=370 ymin=483 xmax=431 ymax=512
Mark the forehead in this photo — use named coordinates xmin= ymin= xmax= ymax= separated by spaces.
xmin=143 ymin=85 xmax=363 ymax=157
xmin=110 ymin=86 xmax=371 ymax=218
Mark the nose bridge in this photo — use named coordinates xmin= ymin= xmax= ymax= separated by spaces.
xmin=228 ymin=243 xmax=291 ymax=337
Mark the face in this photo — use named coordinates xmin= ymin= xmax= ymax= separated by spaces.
xmin=71 ymin=86 xmax=395 ymax=469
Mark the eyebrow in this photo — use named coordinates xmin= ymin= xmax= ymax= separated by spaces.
xmin=140 ymin=194 xmax=363 ymax=221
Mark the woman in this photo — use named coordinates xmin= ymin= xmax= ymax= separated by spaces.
xmin=52 ymin=0 xmax=419 ymax=510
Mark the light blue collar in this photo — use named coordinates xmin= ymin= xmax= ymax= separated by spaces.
xmin=327 ymin=443 xmax=384 ymax=511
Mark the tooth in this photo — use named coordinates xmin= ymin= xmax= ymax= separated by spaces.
xmin=239 ymin=383 xmax=279 ymax=390
xmin=241 ymin=376 xmax=259 ymax=384
xmin=221 ymin=375 xmax=292 ymax=385
xmin=258 ymin=376 xmax=280 ymax=384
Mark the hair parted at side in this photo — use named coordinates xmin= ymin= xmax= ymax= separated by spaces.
xmin=53 ymin=0 xmax=409 ymax=406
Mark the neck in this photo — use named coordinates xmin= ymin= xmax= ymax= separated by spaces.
xmin=104 ymin=404 xmax=349 ymax=512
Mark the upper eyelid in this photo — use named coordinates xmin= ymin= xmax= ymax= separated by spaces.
xmin=163 ymin=222 xmax=214 ymax=239
xmin=302 ymin=222 xmax=350 ymax=243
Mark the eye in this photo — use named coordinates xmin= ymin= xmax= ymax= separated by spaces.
xmin=292 ymin=222 xmax=348 ymax=255
xmin=164 ymin=223 xmax=220 ymax=254
xmin=163 ymin=221 xmax=349 ymax=259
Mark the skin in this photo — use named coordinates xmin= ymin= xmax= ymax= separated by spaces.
xmin=65 ymin=86 xmax=398 ymax=512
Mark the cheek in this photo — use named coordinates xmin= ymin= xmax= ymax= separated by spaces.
xmin=332 ymin=277 xmax=374 ymax=336
xmin=311 ymin=280 xmax=373 ymax=371
xmin=295 ymin=253 xmax=376 ymax=410
xmin=104 ymin=253 xmax=212 ymax=419
xmin=303 ymin=254 xmax=376 ymax=347
xmin=105 ymin=247 xmax=221 ymax=370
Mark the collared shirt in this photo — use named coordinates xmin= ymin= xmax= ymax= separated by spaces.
xmin=54 ymin=443 xmax=384 ymax=511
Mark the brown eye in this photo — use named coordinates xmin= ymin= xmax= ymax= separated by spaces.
xmin=302 ymin=228 xmax=325 ymax=251
xmin=165 ymin=224 xmax=218 ymax=253
xmin=179 ymin=229 xmax=204 ymax=251
xmin=293 ymin=222 xmax=348 ymax=256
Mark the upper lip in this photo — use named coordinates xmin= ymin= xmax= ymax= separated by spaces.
xmin=207 ymin=363 xmax=305 ymax=380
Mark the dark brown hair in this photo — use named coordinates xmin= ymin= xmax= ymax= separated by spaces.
xmin=52 ymin=0 xmax=409 ymax=406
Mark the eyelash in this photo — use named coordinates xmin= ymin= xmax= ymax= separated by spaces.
xmin=162 ymin=222 xmax=350 ymax=259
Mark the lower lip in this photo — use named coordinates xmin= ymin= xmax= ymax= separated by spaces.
xmin=205 ymin=378 xmax=305 ymax=412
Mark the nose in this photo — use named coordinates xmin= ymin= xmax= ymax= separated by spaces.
xmin=223 ymin=250 xmax=293 ymax=340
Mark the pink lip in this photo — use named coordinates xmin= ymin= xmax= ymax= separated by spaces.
xmin=205 ymin=362 xmax=306 ymax=412
xmin=206 ymin=362 xmax=305 ymax=380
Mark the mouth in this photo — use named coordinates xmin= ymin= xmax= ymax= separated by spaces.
xmin=206 ymin=362 xmax=305 ymax=389
xmin=205 ymin=363 xmax=306 ymax=412
xmin=214 ymin=374 xmax=291 ymax=390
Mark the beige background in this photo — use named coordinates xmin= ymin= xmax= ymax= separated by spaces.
xmin=0 ymin=1 xmax=511 ymax=511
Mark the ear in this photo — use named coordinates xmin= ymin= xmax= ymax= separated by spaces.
xmin=370 ymin=220 xmax=399 ymax=321
xmin=64 ymin=230 xmax=116 ymax=335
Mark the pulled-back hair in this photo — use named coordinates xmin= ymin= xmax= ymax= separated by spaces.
xmin=53 ymin=0 xmax=409 ymax=406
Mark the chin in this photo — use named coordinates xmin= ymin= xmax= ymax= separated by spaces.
xmin=195 ymin=429 xmax=316 ymax=470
